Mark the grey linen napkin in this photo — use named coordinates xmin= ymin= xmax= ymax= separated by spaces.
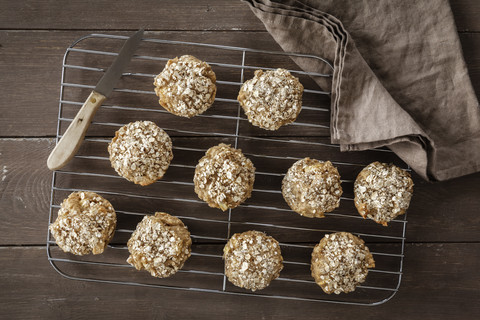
xmin=243 ymin=0 xmax=480 ymax=181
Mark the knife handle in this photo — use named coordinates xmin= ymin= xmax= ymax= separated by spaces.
xmin=47 ymin=91 xmax=106 ymax=171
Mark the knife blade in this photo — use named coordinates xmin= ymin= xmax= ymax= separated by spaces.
xmin=47 ymin=29 xmax=144 ymax=171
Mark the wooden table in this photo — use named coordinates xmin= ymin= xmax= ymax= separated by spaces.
xmin=1 ymin=1 xmax=479 ymax=319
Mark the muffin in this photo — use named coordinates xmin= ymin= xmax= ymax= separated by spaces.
xmin=282 ymin=158 xmax=342 ymax=218
xmin=237 ymin=68 xmax=303 ymax=130
xmin=49 ymin=191 xmax=116 ymax=255
xmin=127 ymin=212 xmax=192 ymax=278
xmin=223 ymin=230 xmax=283 ymax=291
xmin=311 ymin=232 xmax=375 ymax=294
xmin=193 ymin=143 xmax=255 ymax=211
xmin=154 ymin=55 xmax=217 ymax=117
xmin=354 ymin=162 xmax=413 ymax=226
xmin=108 ymin=120 xmax=173 ymax=186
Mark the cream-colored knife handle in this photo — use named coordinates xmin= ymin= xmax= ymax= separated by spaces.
xmin=47 ymin=91 xmax=106 ymax=171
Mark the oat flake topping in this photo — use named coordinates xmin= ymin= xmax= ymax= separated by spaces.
xmin=282 ymin=158 xmax=342 ymax=218
xmin=154 ymin=55 xmax=216 ymax=118
xmin=311 ymin=232 xmax=375 ymax=294
xmin=49 ymin=191 xmax=116 ymax=256
xmin=127 ymin=212 xmax=192 ymax=278
xmin=354 ymin=162 xmax=413 ymax=226
xmin=223 ymin=230 xmax=283 ymax=291
xmin=193 ymin=143 xmax=255 ymax=211
xmin=108 ymin=120 xmax=173 ymax=186
xmin=238 ymin=68 xmax=303 ymax=130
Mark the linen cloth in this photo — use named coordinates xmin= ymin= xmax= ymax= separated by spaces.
xmin=243 ymin=0 xmax=480 ymax=181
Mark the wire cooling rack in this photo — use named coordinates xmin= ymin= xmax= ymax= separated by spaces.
xmin=47 ymin=33 xmax=408 ymax=306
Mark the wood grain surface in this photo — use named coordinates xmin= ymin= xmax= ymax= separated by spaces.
xmin=0 ymin=0 xmax=479 ymax=32
xmin=1 ymin=31 xmax=479 ymax=137
xmin=1 ymin=139 xmax=479 ymax=245
xmin=1 ymin=244 xmax=479 ymax=319
xmin=0 ymin=0 xmax=479 ymax=319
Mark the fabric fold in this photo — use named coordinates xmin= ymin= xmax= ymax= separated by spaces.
xmin=243 ymin=0 xmax=480 ymax=181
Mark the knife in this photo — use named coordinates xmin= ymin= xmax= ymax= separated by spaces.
xmin=47 ymin=29 xmax=144 ymax=171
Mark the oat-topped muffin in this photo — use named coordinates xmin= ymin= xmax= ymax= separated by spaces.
xmin=127 ymin=212 xmax=192 ymax=278
xmin=49 ymin=191 xmax=116 ymax=255
xmin=311 ymin=232 xmax=375 ymax=294
xmin=282 ymin=158 xmax=342 ymax=218
xmin=193 ymin=143 xmax=255 ymax=211
xmin=108 ymin=121 xmax=173 ymax=186
xmin=154 ymin=55 xmax=217 ymax=117
xmin=223 ymin=230 xmax=283 ymax=291
xmin=238 ymin=68 xmax=303 ymax=130
xmin=354 ymin=162 xmax=413 ymax=226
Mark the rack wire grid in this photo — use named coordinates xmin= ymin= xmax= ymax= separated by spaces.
xmin=47 ymin=33 xmax=408 ymax=306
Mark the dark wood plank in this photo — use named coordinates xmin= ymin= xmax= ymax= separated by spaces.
xmin=0 ymin=30 xmax=285 ymax=137
xmin=0 ymin=0 xmax=478 ymax=32
xmin=1 ymin=0 xmax=479 ymax=317
xmin=1 ymin=31 xmax=480 ymax=137
xmin=0 ymin=139 xmax=54 ymax=245
xmin=50 ymin=136 xmax=409 ymax=249
xmin=0 ymin=244 xmax=478 ymax=319
xmin=0 ymin=0 xmax=265 ymax=31
xmin=1 ymin=138 xmax=480 ymax=245
xmin=460 ymin=32 xmax=480 ymax=99
xmin=45 ymin=243 xmax=405 ymax=304
xmin=450 ymin=0 xmax=480 ymax=32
